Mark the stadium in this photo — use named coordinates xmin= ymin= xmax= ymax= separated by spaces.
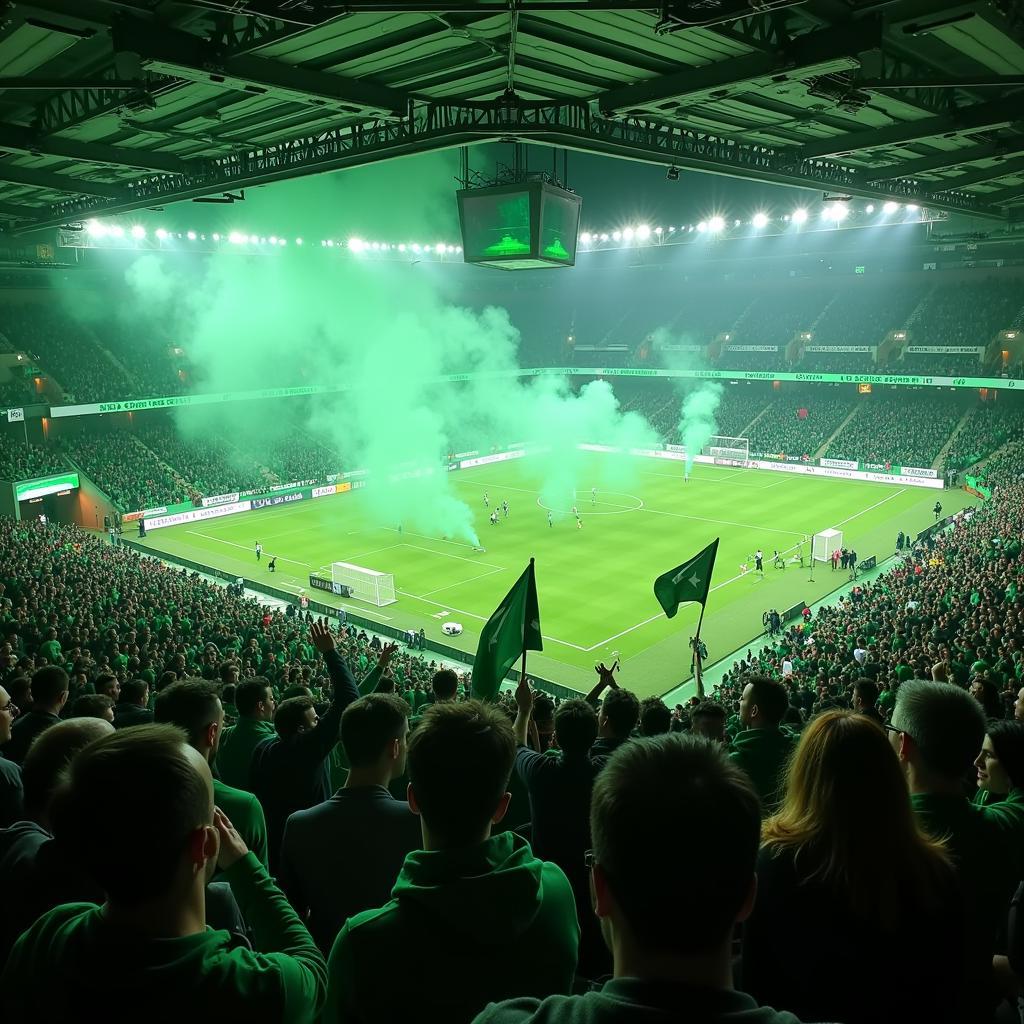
xmin=1 ymin=1 xmax=1024 ymax=1021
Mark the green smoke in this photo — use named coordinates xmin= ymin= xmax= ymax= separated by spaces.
xmin=678 ymin=383 xmax=723 ymax=476
xmin=112 ymin=155 xmax=661 ymax=544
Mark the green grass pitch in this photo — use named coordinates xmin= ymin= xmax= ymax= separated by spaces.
xmin=137 ymin=452 xmax=975 ymax=699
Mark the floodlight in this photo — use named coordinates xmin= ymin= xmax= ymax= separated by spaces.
xmin=269 ymin=235 xmax=278 ymax=245
xmin=212 ymin=233 xmax=220 ymax=241
xmin=823 ymin=203 xmax=848 ymax=222
xmin=108 ymin=224 xmax=125 ymax=238
xmin=156 ymin=228 xmax=169 ymax=240
xmin=435 ymin=243 xmax=445 ymax=253
xmin=398 ymin=243 xmax=406 ymax=252
xmin=326 ymin=239 xmax=334 ymax=247
xmin=883 ymin=201 xmax=899 ymax=214
xmin=455 ymin=246 xmax=462 ymax=253
xmin=130 ymin=225 xmax=146 ymax=240
xmin=187 ymin=230 xmax=197 ymax=240
xmin=86 ymin=219 xmax=105 ymax=238
xmin=906 ymin=204 xmax=919 ymax=212
xmin=580 ymin=231 xmax=592 ymax=244
xmin=791 ymin=208 xmax=808 ymax=224
xmin=636 ymin=224 xmax=651 ymax=240
xmin=612 ymin=230 xmax=622 ymax=241
xmin=654 ymin=226 xmax=662 ymax=234
xmin=229 ymin=231 xmax=246 ymax=244
xmin=752 ymin=212 xmax=769 ymax=229
xmin=708 ymin=216 xmax=725 ymax=232
xmin=623 ymin=227 xmax=635 ymax=241
xmin=600 ymin=233 xmax=609 ymax=241
xmin=865 ymin=204 xmax=875 ymax=213
xmin=412 ymin=243 xmax=421 ymax=253
xmin=733 ymin=218 xmax=741 ymax=227
xmin=295 ymin=237 xmax=302 ymax=245
xmin=348 ymin=238 xmax=365 ymax=253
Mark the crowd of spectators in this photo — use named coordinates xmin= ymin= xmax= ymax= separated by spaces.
xmin=912 ymin=276 xmax=1023 ymax=349
xmin=61 ymin=432 xmax=187 ymax=512
xmin=258 ymin=431 xmax=343 ymax=484
xmin=825 ymin=391 xmax=967 ymax=468
xmin=748 ymin=390 xmax=854 ymax=458
xmin=810 ymin=279 xmax=925 ymax=349
xmin=135 ymin=424 xmax=271 ymax=498
xmin=0 ymin=378 xmax=39 ymax=409
xmin=0 ymin=435 xmax=67 ymax=482
xmin=0 ymin=441 xmax=1021 ymax=1021
xmin=1 ymin=307 xmax=135 ymax=404
xmin=945 ymin=401 xmax=1024 ymax=473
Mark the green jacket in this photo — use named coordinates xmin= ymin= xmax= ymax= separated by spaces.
xmin=217 ymin=717 xmax=276 ymax=792
xmin=0 ymin=853 xmax=327 ymax=1023
xmin=728 ymin=728 xmax=795 ymax=811
xmin=474 ymin=979 xmax=803 ymax=1024
xmin=214 ymin=778 xmax=269 ymax=868
xmin=912 ymin=789 xmax=1024 ymax=1020
xmin=324 ymin=831 xmax=578 ymax=1023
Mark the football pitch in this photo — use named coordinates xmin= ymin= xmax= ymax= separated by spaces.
xmin=137 ymin=452 xmax=975 ymax=699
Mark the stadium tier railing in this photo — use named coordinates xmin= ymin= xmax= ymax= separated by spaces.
xmin=119 ymin=539 xmax=581 ymax=701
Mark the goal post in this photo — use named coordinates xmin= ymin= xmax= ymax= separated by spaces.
xmin=331 ymin=561 xmax=397 ymax=607
xmin=703 ymin=435 xmax=750 ymax=467
xmin=812 ymin=528 xmax=844 ymax=564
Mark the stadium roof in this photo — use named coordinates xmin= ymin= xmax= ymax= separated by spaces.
xmin=1 ymin=0 xmax=1024 ymax=233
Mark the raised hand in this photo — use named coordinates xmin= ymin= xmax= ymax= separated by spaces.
xmin=310 ymin=617 xmax=336 ymax=654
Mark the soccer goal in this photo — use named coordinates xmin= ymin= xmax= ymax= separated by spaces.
xmin=703 ymin=435 xmax=750 ymax=467
xmin=331 ymin=561 xmax=397 ymax=607
xmin=812 ymin=529 xmax=844 ymax=564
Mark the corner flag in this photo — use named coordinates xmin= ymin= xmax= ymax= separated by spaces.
xmin=653 ymin=538 xmax=719 ymax=619
xmin=471 ymin=559 xmax=543 ymax=701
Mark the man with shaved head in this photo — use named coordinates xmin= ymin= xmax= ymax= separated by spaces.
xmin=0 ymin=724 xmax=328 ymax=1022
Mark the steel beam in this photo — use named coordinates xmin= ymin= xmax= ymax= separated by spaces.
xmin=930 ymin=155 xmax=1024 ymax=192
xmin=797 ymin=95 xmax=1024 ymax=159
xmin=113 ymin=17 xmax=409 ymax=117
xmin=0 ymin=123 xmax=187 ymax=173
xmin=0 ymin=162 xmax=122 ymax=197
xmin=13 ymin=100 xmax=1005 ymax=233
xmin=598 ymin=19 xmax=882 ymax=113
xmin=866 ymin=141 xmax=1010 ymax=181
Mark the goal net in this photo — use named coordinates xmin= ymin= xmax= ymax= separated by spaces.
xmin=704 ymin=435 xmax=750 ymax=467
xmin=812 ymin=528 xmax=844 ymax=564
xmin=331 ymin=561 xmax=397 ymax=606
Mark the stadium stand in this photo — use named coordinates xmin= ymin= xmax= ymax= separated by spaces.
xmin=747 ymin=390 xmax=854 ymax=458
xmin=825 ymin=391 xmax=969 ymax=468
xmin=0 ymin=434 xmax=66 ymax=481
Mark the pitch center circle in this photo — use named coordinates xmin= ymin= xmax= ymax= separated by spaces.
xmin=535 ymin=492 xmax=644 ymax=516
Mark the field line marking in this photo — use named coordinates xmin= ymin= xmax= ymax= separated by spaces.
xmin=833 ymin=487 xmax=907 ymax=528
xmin=399 ymin=543 xmax=504 ymax=571
xmin=185 ymin=531 xmax=309 ymax=566
xmin=394 ymin=590 xmax=589 ymax=651
xmin=381 ymin=527 xmax=479 ymax=551
xmin=419 ymin=567 xmax=505 ymax=598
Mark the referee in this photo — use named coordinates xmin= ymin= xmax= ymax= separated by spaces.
xmin=755 ymin=548 xmax=764 ymax=575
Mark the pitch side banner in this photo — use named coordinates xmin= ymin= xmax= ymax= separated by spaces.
xmin=804 ymin=346 xmax=875 ymax=354
xmin=146 ymin=500 xmax=252 ymax=531
xmin=46 ymin=366 xmax=1020 ymax=421
xmin=201 ymin=491 xmax=240 ymax=507
xmin=905 ymin=346 xmax=984 ymax=355
xmin=820 ymin=458 xmax=858 ymax=470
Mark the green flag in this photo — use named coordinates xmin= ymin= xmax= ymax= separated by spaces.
xmin=471 ymin=559 xmax=543 ymax=701
xmin=653 ymin=538 xmax=719 ymax=619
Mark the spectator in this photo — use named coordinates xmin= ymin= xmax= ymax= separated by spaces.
xmin=973 ymin=719 xmax=1024 ymax=807
xmin=154 ymin=680 xmax=269 ymax=869
xmin=728 ymin=676 xmax=795 ymax=811
xmin=970 ymin=676 xmax=1003 ymax=719
xmin=514 ymin=679 xmax=606 ymax=977
xmin=476 ymin=734 xmax=803 ymax=1024
xmin=325 ymin=699 xmax=578 ymax=1024
xmin=280 ymin=693 xmax=421 ymax=954
xmin=0 ymin=724 xmax=328 ymax=1021
xmin=95 ymin=673 xmax=120 ymax=704
xmin=69 ymin=694 xmax=114 ymax=723
xmin=742 ymin=710 xmax=963 ymax=1023
xmin=3 ymin=665 xmax=69 ymax=764
xmin=587 ymin=672 xmax=639 ymax=757
xmin=217 ymin=676 xmax=277 ymax=791
xmin=851 ymin=679 xmax=883 ymax=725
xmin=891 ymin=680 xmax=1024 ymax=1022
xmin=113 ymin=677 xmax=153 ymax=729
xmin=691 ymin=701 xmax=727 ymax=742
xmin=638 ymin=697 xmax=671 ymax=736
xmin=0 ymin=717 xmax=113 ymax=961
xmin=0 ymin=682 xmax=23 ymax=827
xmin=250 ymin=620 xmax=360 ymax=871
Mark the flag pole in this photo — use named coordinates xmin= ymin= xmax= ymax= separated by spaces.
xmin=693 ymin=601 xmax=707 ymax=699
xmin=519 ymin=556 xmax=534 ymax=686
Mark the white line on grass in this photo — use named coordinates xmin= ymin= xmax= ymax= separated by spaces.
xmin=399 ymin=542 xmax=504 ymax=571
xmin=185 ymin=531 xmax=310 ymax=567
xmin=419 ymin=567 xmax=506 ymax=598
xmin=582 ymin=486 xmax=911 ymax=651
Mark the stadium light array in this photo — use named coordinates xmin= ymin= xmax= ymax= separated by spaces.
xmin=791 ymin=208 xmax=809 ymax=224
xmin=708 ymin=216 xmax=726 ymax=233
xmin=752 ymin=212 xmax=770 ymax=229
xmin=130 ymin=225 xmax=146 ymax=240
xmin=883 ymin=201 xmax=900 ymax=214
